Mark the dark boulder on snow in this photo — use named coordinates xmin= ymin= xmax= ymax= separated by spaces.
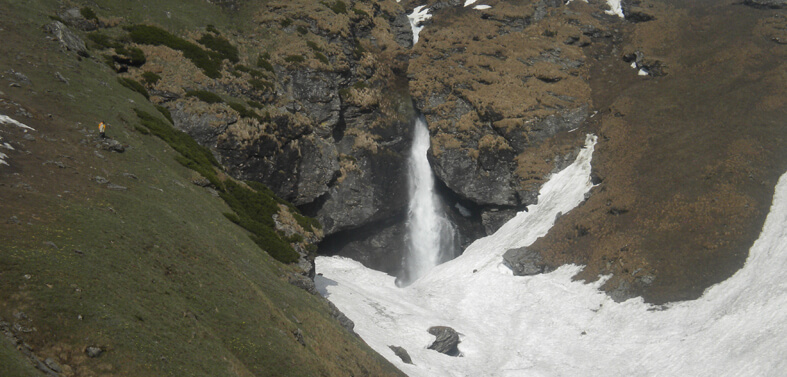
xmin=743 ymin=0 xmax=786 ymax=9
xmin=503 ymin=247 xmax=551 ymax=276
xmin=389 ymin=345 xmax=413 ymax=364
xmin=427 ymin=326 xmax=461 ymax=356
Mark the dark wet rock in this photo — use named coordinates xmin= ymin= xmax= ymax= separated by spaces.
xmin=481 ymin=208 xmax=518 ymax=235
xmin=503 ymin=247 xmax=550 ymax=276
xmin=170 ymin=102 xmax=234 ymax=147
xmin=743 ymin=0 xmax=786 ymax=9
xmin=319 ymin=220 xmax=406 ymax=276
xmin=427 ymin=326 xmax=461 ymax=356
xmin=389 ymin=345 xmax=413 ymax=364
xmin=279 ymin=68 xmax=342 ymax=131
xmin=85 ymin=346 xmax=103 ymax=358
xmin=390 ymin=12 xmax=414 ymax=48
xmin=292 ymin=136 xmax=339 ymax=206
xmin=44 ymin=21 xmax=88 ymax=56
xmin=288 ymin=273 xmax=318 ymax=295
xmin=431 ymin=146 xmax=519 ymax=207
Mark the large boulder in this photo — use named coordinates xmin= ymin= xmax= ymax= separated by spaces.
xmin=427 ymin=326 xmax=461 ymax=356
xmin=502 ymin=247 xmax=550 ymax=276
xmin=44 ymin=21 xmax=88 ymax=56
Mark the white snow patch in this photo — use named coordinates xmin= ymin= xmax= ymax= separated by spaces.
xmin=318 ymin=132 xmax=787 ymax=376
xmin=464 ymin=0 xmax=477 ymax=6
xmin=0 ymin=152 xmax=8 ymax=166
xmin=565 ymin=0 xmax=588 ymax=4
xmin=408 ymin=6 xmax=432 ymax=45
xmin=473 ymin=5 xmax=491 ymax=10
xmin=630 ymin=61 xmax=638 ymax=69
xmin=638 ymin=68 xmax=649 ymax=76
xmin=2 ymin=142 xmax=14 ymax=150
xmin=605 ymin=0 xmax=625 ymax=18
xmin=0 ymin=115 xmax=35 ymax=131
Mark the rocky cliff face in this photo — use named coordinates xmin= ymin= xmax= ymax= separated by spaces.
xmin=119 ymin=0 xmax=786 ymax=303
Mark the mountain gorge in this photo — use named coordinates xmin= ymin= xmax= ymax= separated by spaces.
xmin=0 ymin=0 xmax=785 ymax=375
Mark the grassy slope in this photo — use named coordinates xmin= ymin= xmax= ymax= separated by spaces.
xmin=0 ymin=1 xmax=403 ymax=376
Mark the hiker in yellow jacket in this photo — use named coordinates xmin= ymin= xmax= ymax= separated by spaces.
xmin=99 ymin=121 xmax=106 ymax=138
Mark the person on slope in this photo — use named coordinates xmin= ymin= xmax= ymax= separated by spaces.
xmin=99 ymin=121 xmax=106 ymax=138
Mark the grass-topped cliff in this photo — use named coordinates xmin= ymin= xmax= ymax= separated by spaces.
xmin=0 ymin=0 xmax=403 ymax=375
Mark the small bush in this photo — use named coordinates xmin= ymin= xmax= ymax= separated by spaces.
xmin=118 ymin=77 xmax=149 ymax=99
xmin=80 ymin=7 xmax=98 ymax=21
xmin=114 ymin=46 xmax=147 ymax=67
xmin=198 ymin=34 xmax=239 ymax=63
xmin=235 ymin=65 xmax=264 ymax=78
xmin=296 ymin=26 xmax=308 ymax=35
xmin=185 ymin=90 xmax=224 ymax=104
xmin=280 ymin=18 xmax=292 ymax=28
xmin=315 ymin=52 xmax=329 ymax=65
xmin=352 ymin=8 xmax=369 ymax=17
xmin=125 ymin=25 xmax=223 ymax=78
xmin=322 ymin=0 xmax=348 ymax=14
xmin=134 ymin=109 xmax=220 ymax=186
xmin=249 ymin=78 xmax=274 ymax=91
xmin=87 ymin=32 xmax=119 ymax=49
xmin=154 ymin=105 xmax=173 ymax=124
xmin=220 ymin=180 xmax=300 ymax=264
xmin=284 ymin=55 xmax=305 ymax=63
xmin=229 ymin=102 xmax=264 ymax=122
xmin=306 ymin=41 xmax=322 ymax=52
xmin=257 ymin=56 xmax=274 ymax=72
xmin=141 ymin=71 xmax=161 ymax=85
xmin=247 ymin=100 xmax=264 ymax=109
xmin=353 ymin=39 xmax=366 ymax=59
xmin=206 ymin=24 xmax=220 ymax=34
xmin=353 ymin=81 xmax=369 ymax=90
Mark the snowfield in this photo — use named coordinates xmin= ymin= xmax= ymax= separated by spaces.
xmin=317 ymin=133 xmax=787 ymax=376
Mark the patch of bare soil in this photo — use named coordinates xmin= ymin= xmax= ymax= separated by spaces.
xmin=531 ymin=0 xmax=787 ymax=303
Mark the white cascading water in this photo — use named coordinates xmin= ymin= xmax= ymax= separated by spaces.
xmin=399 ymin=116 xmax=457 ymax=286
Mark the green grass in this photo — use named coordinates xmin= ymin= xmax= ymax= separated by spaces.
xmin=118 ymin=77 xmax=150 ymax=99
xmin=0 ymin=1 xmax=404 ymax=375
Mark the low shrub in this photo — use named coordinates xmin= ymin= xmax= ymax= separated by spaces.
xmin=154 ymin=105 xmax=173 ymax=124
xmin=198 ymin=34 xmax=239 ymax=63
xmin=118 ymin=77 xmax=149 ymax=99
xmin=280 ymin=18 xmax=292 ymax=28
xmin=113 ymin=46 xmax=147 ymax=67
xmin=257 ymin=56 xmax=274 ymax=72
xmin=80 ymin=7 xmax=98 ymax=21
xmin=125 ymin=25 xmax=224 ymax=78
xmin=306 ymin=41 xmax=322 ymax=52
xmin=284 ymin=55 xmax=305 ymax=63
xmin=247 ymin=100 xmax=264 ymax=109
xmin=229 ymin=102 xmax=265 ymax=122
xmin=206 ymin=24 xmax=220 ymax=34
xmin=315 ymin=52 xmax=329 ymax=65
xmin=296 ymin=26 xmax=308 ymax=35
xmin=352 ymin=8 xmax=369 ymax=17
xmin=87 ymin=32 xmax=119 ymax=49
xmin=185 ymin=90 xmax=224 ymax=104
xmin=321 ymin=0 xmax=348 ymax=14
xmin=249 ymin=78 xmax=274 ymax=91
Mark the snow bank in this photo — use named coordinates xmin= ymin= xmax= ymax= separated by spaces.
xmin=0 ymin=114 xmax=34 ymax=167
xmin=408 ymin=6 xmax=432 ymax=45
xmin=605 ymin=0 xmax=624 ymax=18
xmin=318 ymin=132 xmax=787 ymax=376
xmin=473 ymin=5 xmax=492 ymax=10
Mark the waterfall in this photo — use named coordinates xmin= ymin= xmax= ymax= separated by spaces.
xmin=398 ymin=116 xmax=458 ymax=286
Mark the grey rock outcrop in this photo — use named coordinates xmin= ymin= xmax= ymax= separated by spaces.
xmin=57 ymin=8 xmax=98 ymax=31
xmin=427 ymin=326 xmax=461 ymax=356
xmin=502 ymin=247 xmax=550 ymax=276
xmin=389 ymin=345 xmax=413 ymax=364
xmin=44 ymin=21 xmax=88 ymax=56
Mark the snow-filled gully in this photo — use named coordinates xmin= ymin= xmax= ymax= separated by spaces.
xmin=317 ymin=133 xmax=787 ymax=376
